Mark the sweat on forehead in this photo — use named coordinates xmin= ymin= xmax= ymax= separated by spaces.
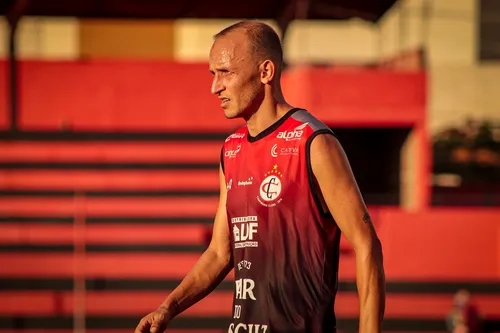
xmin=211 ymin=35 xmax=255 ymax=66
xmin=215 ymin=30 xmax=252 ymax=51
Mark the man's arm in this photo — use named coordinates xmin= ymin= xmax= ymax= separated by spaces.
xmin=310 ymin=133 xmax=386 ymax=333
xmin=135 ymin=164 xmax=233 ymax=333
xmin=160 ymin=164 xmax=233 ymax=315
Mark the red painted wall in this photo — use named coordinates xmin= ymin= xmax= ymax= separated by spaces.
xmin=1 ymin=206 xmax=498 ymax=280
xmin=0 ymin=61 xmax=425 ymax=132
xmin=370 ymin=207 xmax=500 ymax=280
xmin=282 ymin=66 xmax=426 ymax=127
xmin=2 ymin=60 xmax=244 ymax=132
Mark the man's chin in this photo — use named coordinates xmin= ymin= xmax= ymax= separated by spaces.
xmin=223 ymin=109 xmax=241 ymax=120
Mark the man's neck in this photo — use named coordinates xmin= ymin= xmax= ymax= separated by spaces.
xmin=245 ymin=91 xmax=294 ymax=137
xmin=246 ymin=103 xmax=292 ymax=137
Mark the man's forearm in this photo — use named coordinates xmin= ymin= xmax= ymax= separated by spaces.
xmin=356 ymin=240 xmax=386 ymax=333
xmin=161 ymin=247 xmax=233 ymax=319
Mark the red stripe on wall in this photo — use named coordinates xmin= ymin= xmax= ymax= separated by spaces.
xmin=0 ymin=253 xmax=236 ymax=278
xmin=1 ymin=208 xmax=500 ymax=280
xmin=0 ymin=331 xmax=225 ymax=333
xmin=0 ymin=142 xmax=221 ymax=163
xmin=0 ymin=197 xmax=219 ymax=216
xmin=2 ymin=291 xmax=500 ymax=318
xmin=0 ymin=224 xmax=210 ymax=245
xmin=0 ymin=170 xmax=219 ymax=191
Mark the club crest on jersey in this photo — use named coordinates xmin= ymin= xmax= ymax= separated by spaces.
xmin=276 ymin=122 xmax=308 ymax=141
xmin=257 ymin=164 xmax=283 ymax=207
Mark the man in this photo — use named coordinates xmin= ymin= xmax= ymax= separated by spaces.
xmin=135 ymin=20 xmax=385 ymax=333
xmin=446 ymin=289 xmax=483 ymax=333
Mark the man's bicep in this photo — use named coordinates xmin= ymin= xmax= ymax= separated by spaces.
xmin=208 ymin=164 xmax=232 ymax=260
xmin=310 ymin=133 xmax=377 ymax=249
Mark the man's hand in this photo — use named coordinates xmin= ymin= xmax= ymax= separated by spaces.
xmin=134 ymin=306 xmax=173 ymax=333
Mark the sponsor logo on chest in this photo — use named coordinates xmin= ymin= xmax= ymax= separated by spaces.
xmin=270 ymin=143 xmax=299 ymax=157
xmin=228 ymin=323 xmax=268 ymax=333
xmin=225 ymin=133 xmax=246 ymax=142
xmin=231 ymin=216 xmax=259 ymax=248
xmin=237 ymin=177 xmax=253 ymax=187
xmin=225 ymin=144 xmax=241 ymax=159
xmin=276 ymin=122 xmax=308 ymax=141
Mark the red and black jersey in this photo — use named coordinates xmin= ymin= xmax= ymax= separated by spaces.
xmin=221 ymin=108 xmax=342 ymax=333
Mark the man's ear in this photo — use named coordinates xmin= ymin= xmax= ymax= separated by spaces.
xmin=260 ymin=60 xmax=276 ymax=84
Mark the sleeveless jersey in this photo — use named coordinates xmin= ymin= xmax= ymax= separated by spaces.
xmin=221 ymin=108 xmax=342 ymax=333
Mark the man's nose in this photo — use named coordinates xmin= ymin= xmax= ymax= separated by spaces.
xmin=211 ymin=76 xmax=224 ymax=95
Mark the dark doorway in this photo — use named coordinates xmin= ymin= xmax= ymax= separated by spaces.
xmin=330 ymin=127 xmax=412 ymax=206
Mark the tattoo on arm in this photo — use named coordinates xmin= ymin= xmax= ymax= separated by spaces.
xmin=362 ymin=213 xmax=372 ymax=224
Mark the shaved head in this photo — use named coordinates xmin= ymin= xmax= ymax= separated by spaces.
xmin=213 ymin=20 xmax=283 ymax=78
xmin=209 ymin=20 xmax=284 ymax=120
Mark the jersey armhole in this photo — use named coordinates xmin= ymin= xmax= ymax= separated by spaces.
xmin=305 ymin=129 xmax=336 ymax=219
xmin=220 ymin=146 xmax=225 ymax=174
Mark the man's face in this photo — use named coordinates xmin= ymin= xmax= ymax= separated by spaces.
xmin=209 ymin=31 xmax=264 ymax=119
xmin=454 ymin=290 xmax=471 ymax=308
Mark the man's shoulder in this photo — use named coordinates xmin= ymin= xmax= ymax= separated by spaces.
xmin=280 ymin=109 xmax=335 ymax=145
xmin=289 ymin=109 xmax=332 ymax=134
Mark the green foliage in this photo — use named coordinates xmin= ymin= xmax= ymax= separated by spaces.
xmin=433 ymin=119 xmax=500 ymax=185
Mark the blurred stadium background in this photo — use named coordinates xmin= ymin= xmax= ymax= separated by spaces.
xmin=0 ymin=0 xmax=499 ymax=332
